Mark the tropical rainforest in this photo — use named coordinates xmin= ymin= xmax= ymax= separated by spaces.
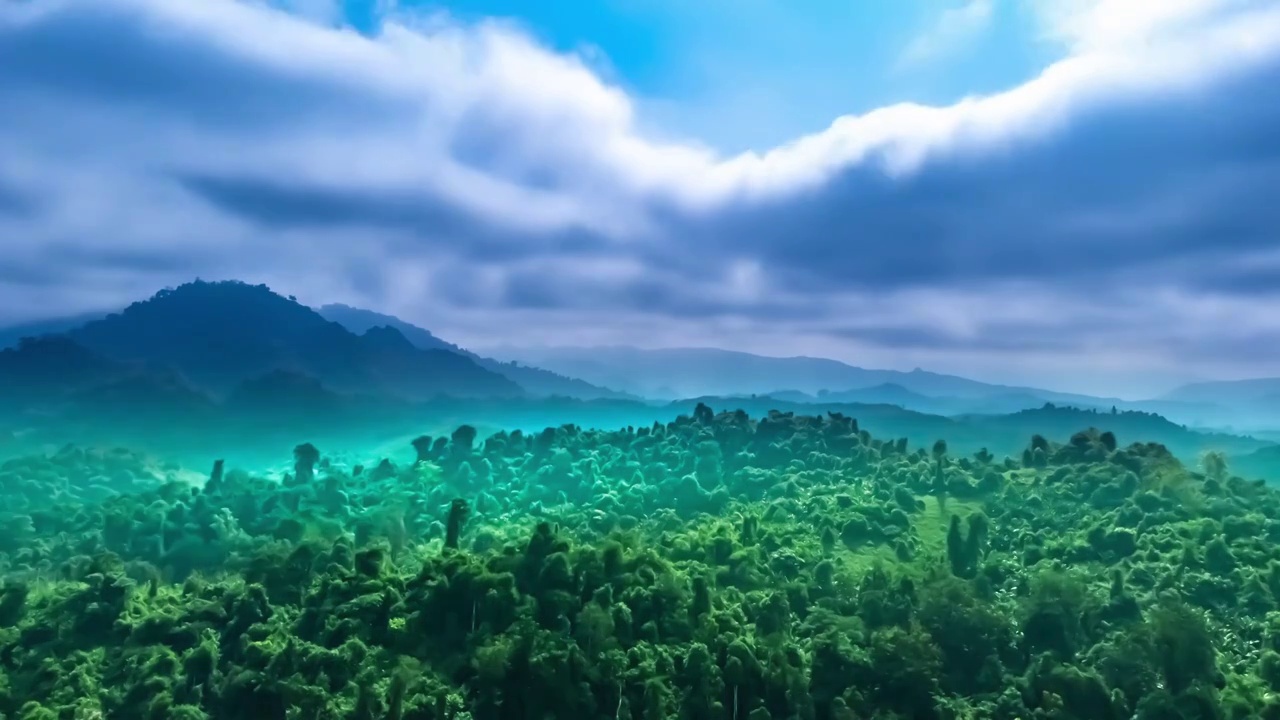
xmin=2 ymin=402 xmax=1279 ymax=720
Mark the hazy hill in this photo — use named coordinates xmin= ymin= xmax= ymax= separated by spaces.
xmin=768 ymin=383 xmax=938 ymax=407
xmin=4 ymin=286 xmax=1277 ymax=436
xmin=768 ymin=384 xmax=1092 ymax=417
xmin=0 ymin=335 xmax=128 ymax=404
xmin=224 ymin=369 xmax=348 ymax=415
xmin=0 ymin=311 xmax=110 ymax=350
xmin=955 ymin=404 xmax=1269 ymax=460
xmin=488 ymin=345 xmax=1280 ymax=433
xmin=68 ymin=370 xmax=219 ymax=422
xmin=62 ymin=280 xmax=522 ymax=400
xmin=1164 ymin=377 xmax=1280 ymax=407
xmin=3 ymin=364 xmax=1272 ymax=474
xmin=0 ymin=288 xmax=629 ymax=407
xmin=1235 ymin=445 xmax=1280 ymax=482
xmin=318 ymin=304 xmax=635 ymax=400
xmin=487 ymin=345 xmax=1117 ymax=406
xmin=317 ymin=303 xmax=461 ymax=353
xmin=664 ymin=397 xmax=1272 ymax=462
xmin=1151 ymin=378 xmax=1280 ymax=432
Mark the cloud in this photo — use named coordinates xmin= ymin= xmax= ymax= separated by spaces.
xmin=268 ymin=0 xmax=344 ymax=26
xmin=898 ymin=0 xmax=996 ymax=69
xmin=0 ymin=0 xmax=1279 ymax=395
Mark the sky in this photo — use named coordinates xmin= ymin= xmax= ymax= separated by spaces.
xmin=1 ymin=0 xmax=1279 ymax=399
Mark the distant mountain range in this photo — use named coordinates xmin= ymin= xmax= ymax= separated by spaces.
xmin=1162 ymin=378 xmax=1280 ymax=408
xmin=316 ymin=304 xmax=634 ymax=401
xmin=2 ymin=278 xmax=1279 ymax=447
xmin=765 ymin=384 xmax=1087 ymax=417
xmin=0 ymin=279 xmax=1275 ymax=480
xmin=482 ymin=344 xmax=1272 ymax=430
xmin=482 ymin=344 xmax=1125 ymax=403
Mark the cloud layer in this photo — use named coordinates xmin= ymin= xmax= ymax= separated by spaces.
xmin=1 ymin=0 xmax=1279 ymax=396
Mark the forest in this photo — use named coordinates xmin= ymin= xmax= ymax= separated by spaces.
xmin=0 ymin=403 xmax=1277 ymax=719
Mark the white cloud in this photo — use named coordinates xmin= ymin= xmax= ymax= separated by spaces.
xmin=1031 ymin=0 xmax=1272 ymax=51
xmin=2 ymin=0 xmax=1280 ymax=389
xmin=9 ymin=0 xmax=1274 ymax=215
xmin=898 ymin=0 xmax=996 ymax=69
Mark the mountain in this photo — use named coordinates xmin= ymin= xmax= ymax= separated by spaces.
xmin=68 ymin=369 xmax=219 ymax=422
xmin=486 ymin=345 xmax=1117 ymax=407
xmin=61 ymin=280 xmax=522 ymax=400
xmin=486 ymin=345 xmax=1280 ymax=433
xmin=318 ymin=304 xmax=635 ymax=401
xmin=1234 ymin=445 xmax=1280 ymax=482
xmin=766 ymin=384 xmax=948 ymax=411
xmin=1164 ymin=378 xmax=1280 ymax=407
xmin=769 ymin=384 xmax=1077 ymax=416
xmin=0 ymin=335 xmax=128 ymax=406
xmin=318 ymin=303 xmax=461 ymax=353
xmin=1155 ymin=378 xmax=1280 ymax=432
xmin=3 ymin=354 xmax=1271 ymax=473
xmin=5 ymin=288 xmax=1279 ymax=435
xmin=955 ymin=404 xmax=1269 ymax=460
xmin=665 ymin=397 xmax=1273 ymax=462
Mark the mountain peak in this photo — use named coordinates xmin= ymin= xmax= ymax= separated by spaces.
xmin=109 ymin=279 xmax=316 ymax=329
xmin=64 ymin=279 xmax=521 ymax=400
xmin=317 ymin=303 xmax=457 ymax=353
xmin=361 ymin=325 xmax=417 ymax=352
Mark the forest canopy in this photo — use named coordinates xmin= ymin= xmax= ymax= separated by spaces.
xmin=0 ymin=405 xmax=1276 ymax=719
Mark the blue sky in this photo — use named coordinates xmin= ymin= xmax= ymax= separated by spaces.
xmin=2 ymin=0 xmax=1280 ymax=398
xmin=333 ymin=0 xmax=1058 ymax=151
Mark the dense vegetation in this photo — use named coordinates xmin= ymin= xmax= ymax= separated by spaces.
xmin=2 ymin=405 xmax=1280 ymax=719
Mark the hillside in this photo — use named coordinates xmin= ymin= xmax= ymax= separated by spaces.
xmin=1234 ymin=445 xmax=1280 ymax=482
xmin=958 ymin=404 xmax=1271 ymax=462
xmin=317 ymin=303 xmax=461 ymax=353
xmin=489 ymin=346 xmax=1280 ymax=432
xmin=770 ymin=385 xmax=1095 ymax=417
xmin=768 ymin=383 xmax=939 ymax=408
xmin=7 ymin=304 xmax=1273 ymax=433
xmin=318 ymin=304 xmax=634 ymax=400
xmin=64 ymin=280 xmax=522 ymax=400
xmin=0 ymin=310 xmax=110 ymax=350
xmin=1165 ymin=377 xmax=1280 ymax=403
xmin=6 ymin=406 xmax=1280 ymax=716
xmin=1 ymin=287 xmax=1276 ymax=464
xmin=667 ymin=397 xmax=1275 ymax=466
xmin=0 ymin=335 xmax=129 ymax=405
xmin=4 ymin=368 xmax=1273 ymax=476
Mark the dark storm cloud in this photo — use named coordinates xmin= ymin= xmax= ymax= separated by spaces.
xmin=495 ymin=267 xmax=813 ymax=321
xmin=658 ymin=65 xmax=1280 ymax=294
xmin=175 ymin=173 xmax=607 ymax=263
xmin=0 ymin=2 xmax=404 ymax=129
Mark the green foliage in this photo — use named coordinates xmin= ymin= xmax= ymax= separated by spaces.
xmin=0 ymin=408 xmax=1274 ymax=719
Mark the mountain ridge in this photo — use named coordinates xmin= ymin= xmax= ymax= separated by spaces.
xmin=49 ymin=280 xmax=523 ymax=401
xmin=3 ymin=282 xmax=1279 ymax=433
xmin=484 ymin=344 xmax=1122 ymax=404
xmin=316 ymin=304 xmax=637 ymax=401
xmin=1163 ymin=377 xmax=1280 ymax=404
